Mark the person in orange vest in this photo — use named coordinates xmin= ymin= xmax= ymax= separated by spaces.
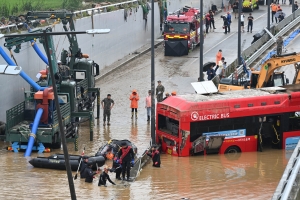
xmin=216 ymin=49 xmax=222 ymax=67
xmin=130 ymin=89 xmax=139 ymax=120
xmin=145 ymin=90 xmax=151 ymax=121
xmin=271 ymin=3 xmax=278 ymax=23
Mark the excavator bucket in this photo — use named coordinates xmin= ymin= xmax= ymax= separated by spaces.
xmin=165 ymin=40 xmax=188 ymax=56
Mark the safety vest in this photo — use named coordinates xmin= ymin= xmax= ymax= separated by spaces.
xmin=271 ymin=4 xmax=277 ymax=12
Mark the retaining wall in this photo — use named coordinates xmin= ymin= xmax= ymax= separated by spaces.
xmin=0 ymin=0 xmax=222 ymax=121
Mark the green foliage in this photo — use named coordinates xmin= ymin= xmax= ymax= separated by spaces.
xmin=62 ymin=0 xmax=82 ymax=11
xmin=106 ymin=6 xmax=116 ymax=12
xmin=0 ymin=3 xmax=10 ymax=17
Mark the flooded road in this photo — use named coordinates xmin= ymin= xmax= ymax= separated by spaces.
xmin=0 ymin=5 xmax=297 ymax=200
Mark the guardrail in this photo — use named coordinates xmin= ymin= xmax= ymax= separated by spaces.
xmin=73 ymin=0 xmax=139 ymax=17
xmin=0 ymin=0 xmax=140 ymax=32
xmin=212 ymin=8 xmax=300 ymax=85
xmin=272 ymin=142 xmax=300 ymax=200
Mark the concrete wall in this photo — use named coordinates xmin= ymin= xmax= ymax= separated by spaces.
xmin=0 ymin=0 xmax=222 ymax=121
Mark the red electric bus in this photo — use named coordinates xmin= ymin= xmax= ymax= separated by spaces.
xmin=156 ymin=86 xmax=300 ymax=157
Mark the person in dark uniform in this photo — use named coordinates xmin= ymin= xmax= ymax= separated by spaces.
xmin=84 ymin=161 xmax=97 ymax=183
xmin=118 ymin=142 xmax=135 ymax=181
xmin=147 ymin=145 xmax=161 ymax=167
xmin=98 ymin=167 xmax=116 ymax=187
xmin=80 ymin=155 xmax=89 ymax=179
xmin=156 ymin=80 xmax=165 ymax=102
xmin=111 ymin=157 xmax=122 ymax=180
xmin=101 ymin=94 xmax=115 ymax=126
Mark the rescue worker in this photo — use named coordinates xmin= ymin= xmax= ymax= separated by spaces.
xmin=205 ymin=13 xmax=210 ymax=34
xmin=111 ymin=157 xmax=122 ymax=180
xmin=145 ymin=90 xmax=151 ymax=121
xmin=247 ymin=13 xmax=254 ymax=33
xmin=216 ymin=49 xmax=222 ymax=66
xmin=271 ymin=3 xmax=278 ymax=23
xmin=156 ymin=80 xmax=165 ymax=102
xmin=276 ymin=36 xmax=283 ymax=56
xmin=84 ymin=161 xmax=97 ymax=183
xmin=80 ymin=155 xmax=89 ymax=179
xmin=98 ymin=167 xmax=116 ymax=187
xmin=101 ymin=94 xmax=115 ymax=126
xmin=278 ymin=12 xmax=284 ymax=22
xmin=118 ymin=142 xmax=135 ymax=181
xmin=221 ymin=15 xmax=229 ymax=34
xmin=233 ymin=0 xmax=239 ymax=19
xmin=163 ymin=92 xmax=170 ymax=101
xmin=209 ymin=10 xmax=216 ymax=31
xmin=129 ymin=89 xmax=139 ymax=120
xmin=147 ymin=145 xmax=161 ymax=167
xmin=227 ymin=12 xmax=232 ymax=33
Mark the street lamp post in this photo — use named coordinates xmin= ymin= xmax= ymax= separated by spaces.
xmin=199 ymin=0 xmax=204 ymax=81
xmin=151 ymin=0 xmax=155 ymax=144
xmin=238 ymin=0 xmax=242 ymax=65
xmin=267 ymin=0 xmax=270 ymax=30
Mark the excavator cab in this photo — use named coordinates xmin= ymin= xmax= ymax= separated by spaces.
xmin=251 ymin=71 xmax=287 ymax=88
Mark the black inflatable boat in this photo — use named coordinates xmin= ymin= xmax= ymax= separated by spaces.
xmin=95 ymin=139 xmax=138 ymax=159
xmin=29 ymin=154 xmax=105 ymax=171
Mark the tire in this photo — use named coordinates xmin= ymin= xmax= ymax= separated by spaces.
xmin=225 ymin=146 xmax=241 ymax=154
xmin=52 ymin=133 xmax=61 ymax=149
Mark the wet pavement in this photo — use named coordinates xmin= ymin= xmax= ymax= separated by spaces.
xmin=0 ymin=5 xmax=297 ymax=200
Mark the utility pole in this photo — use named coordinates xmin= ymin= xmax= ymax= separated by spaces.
xmin=151 ymin=0 xmax=155 ymax=144
xmin=199 ymin=0 xmax=204 ymax=81
xmin=43 ymin=30 xmax=77 ymax=200
xmin=238 ymin=0 xmax=242 ymax=65
xmin=267 ymin=0 xmax=270 ymax=30
xmin=292 ymin=0 xmax=295 ymax=20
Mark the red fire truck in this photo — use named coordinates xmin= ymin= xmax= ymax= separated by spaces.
xmin=164 ymin=7 xmax=202 ymax=56
xmin=156 ymin=86 xmax=300 ymax=157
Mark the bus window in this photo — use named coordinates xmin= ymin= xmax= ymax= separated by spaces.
xmin=158 ymin=114 xmax=179 ymax=137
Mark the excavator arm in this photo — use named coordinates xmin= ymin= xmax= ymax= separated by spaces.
xmin=256 ymin=52 xmax=300 ymax=88
xmin=26 ymin=10 xmax=80 ymax=70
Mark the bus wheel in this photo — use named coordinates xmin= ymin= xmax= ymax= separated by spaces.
xmin=225 ymin=146 xmax=241 ymax=154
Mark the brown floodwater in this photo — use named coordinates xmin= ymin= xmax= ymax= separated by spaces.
xmin=0 ymin=129 xmax=290 ymax=200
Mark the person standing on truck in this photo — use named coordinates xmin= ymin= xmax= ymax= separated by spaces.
xmin=163 ymin=92 xmax=170 ymax=101
xmin=276 ymin=36 xmax=284 ymax=56
xmin=118 ymin=142 xmax=135 ymax=181
xmin=247 ymin=13 xmax=254 ymax=33
xmin=271 ymin=3 xmax=278 ymax=23
xmin=156 ymin=80 xmax=165 ymax=102
xmin=101 ymin=94 xmax=115 ymax=126
xmin=146 ymin=145 xmax=161 ymax=168
xmin=145 ymin=90 xmax=151 ymax=122
xmin=129 ymin=89 xmax=139 ymax=120
xmin=216 ymin=49 xmax=222 ymax=65
xmin=98 ymin=167 xmax=116 ymax=187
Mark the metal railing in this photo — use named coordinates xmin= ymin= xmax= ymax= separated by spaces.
xmin=73 ymin=0 xmax=139 ymax=17
xmin=272 ymin=141 xmax=300 ymax=200
xmin=0 ymin=0 xmax=140 ymax=32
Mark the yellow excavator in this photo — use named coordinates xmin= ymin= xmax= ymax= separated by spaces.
xmin=218 ymin=52 xmax=300 ymax=92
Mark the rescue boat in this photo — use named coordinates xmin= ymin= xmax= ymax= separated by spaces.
xmin=28 ymin=154 xmax=105 ymax=171
xmin=95 ymin=139 xmax=138 ymax=160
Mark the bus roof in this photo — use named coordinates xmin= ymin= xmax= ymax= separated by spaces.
xmin=158 ymin=87 xmax=300 ymax=117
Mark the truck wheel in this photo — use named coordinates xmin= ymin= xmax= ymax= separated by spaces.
xmin=225 ymin=146 xmax=241 ymax=154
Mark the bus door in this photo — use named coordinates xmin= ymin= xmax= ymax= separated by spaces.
xmin=192 ymin=135 xmax=225 ymax=155
xmin=206 ymin=136 xmax=226 ymax=154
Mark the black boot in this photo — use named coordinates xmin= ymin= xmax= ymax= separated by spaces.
xmin=147 ymin=115 xmax=150 ymax=121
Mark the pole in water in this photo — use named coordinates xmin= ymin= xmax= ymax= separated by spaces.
xmin=43 ymin=30 xmax=77 ymax=200
xmin=150 ymin=0 xmax=156 ymax=144
xmin=199 ymin=0 xmax=204 ymax=81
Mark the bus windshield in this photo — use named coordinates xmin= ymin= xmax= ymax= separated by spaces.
xmin=164 ymin=22 xmax=190 ymax=34
xmin=158 ymin=114 xmax=179 ymax=137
